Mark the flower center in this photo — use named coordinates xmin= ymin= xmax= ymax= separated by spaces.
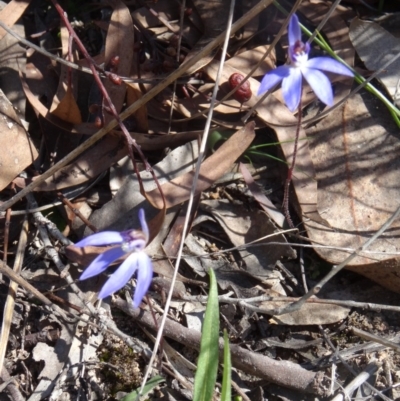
xmin=290 ymin=40 xmax=309 ymax=67
xmin=293 ymin=40 xmax=306 ymax=55
xmin=121 ymin=230 xmax=147 ymax=253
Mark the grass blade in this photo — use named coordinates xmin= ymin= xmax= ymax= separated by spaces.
xmin=220 ymin=329 xmax=232 ymax=401
xmin=193 ymin=268 xmax=219 ymax=401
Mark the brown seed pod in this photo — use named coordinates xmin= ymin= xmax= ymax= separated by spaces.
xmin=110 ymin=55 xmax=120 ymax=67
xmin=88 ymin=104 xmax=99 ymax=114
xmin=108 ymin=72 xmax=122 ymax=85
xmin=94 ymin=116 xmax=103 ymax=128
xmin=228 ymin=73 xmax=252 ymax=103
xmin=165 ymin=47 xmax=177 ymax=57
xmin=169 ymin=34 xmax=179 ymax=47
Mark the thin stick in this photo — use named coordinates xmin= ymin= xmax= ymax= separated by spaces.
xmin=351 ymin=327 xmax=400 ymax=354
xmin=0 ymin=217 xmax=29 ymax=371
xmin=282 ymin=89 xmax=302 ymax=227
xmin=138 ymin=0 xmax=237 ymax=395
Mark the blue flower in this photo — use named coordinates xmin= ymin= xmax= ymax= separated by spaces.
xmin=75 ymin=209 xmax=153 ymax=308
xmin=257 ymin=14 xmax=353 ymax=112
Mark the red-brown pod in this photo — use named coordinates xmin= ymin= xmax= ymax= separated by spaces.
xmin=110 ymin=55 xmax=120 ymax=68
xmin=94 ymin=116 xmax=103 ymax=128
xmin=108 ymin=72 xmax=122 ymax=85
xmin=228 ymin=73 xmax=252 ymax=103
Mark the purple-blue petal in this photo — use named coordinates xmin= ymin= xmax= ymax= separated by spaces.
xmin=75 ymin=231 xmax=124 ymax=247
xmin=302 ymin=68 xmax=333 ymax=106
xmin=98 ymin=252 xmax=139 ymax=299
xmin=281 ymin=67 xmax=303 ymax=112
xmin=138 ymin=209 xmax=149 ymax=243
xmin=306 ymin=57 xmax=353 ymax=77
xmin=288 ymin=14 xmax=301 ymax=48
xmin=80 ymin=246 xmax=125 ymax=281
xmin=257 ymin=65 xmax=290 ymax=96
xmin=132 ymin=252 xmax=153 ymax=308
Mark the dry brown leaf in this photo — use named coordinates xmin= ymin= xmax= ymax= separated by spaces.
xmin=126 ymin=84 xmax=148 ymax=133
xmin=0 ymin=90 xmax=38 ymax=191
xmin=131 ymin=2 xmax=179 ymax=29
xmin=240 ymin=163 xmax=285 ymax=228
xmin=305 ymin=92 xmax=400 ymax=291
xmin=0 ymin=0 xmax=31 ymax=41
xmin=145 ymin=122 xmax=256 ymax=209
xmin=226 ymin=45 xmax=276 ymax=77
xmin=49 ymin=24 xmax=79 ymax=114
xmin=349 ymin=17 xmax=400 ymax=104
xmin=51 ymin=87 xmax=82 ymax=124
xmin=21 ymin=69 xmax=98 ymax=135
xmin=202 ymin=200 xmax=295 ymax=286
xmin=264 ymin=300 xmax=350 ymax=325
xmin=183 ymin=0 xmax=232 ymax=74
xmin=102 ymin=0 xmax=134 ymax=124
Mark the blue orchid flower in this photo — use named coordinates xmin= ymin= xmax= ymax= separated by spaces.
xmin=257 ymin=13 xmax=353 ymax=112
xmin=75 ymin=209 xmax=152 ymax=308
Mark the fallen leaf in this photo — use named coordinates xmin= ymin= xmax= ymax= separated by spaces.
xmin=0 ymin=0 xmax=31 ymax=41
xmin=85 ymin=140 xmax=201 ymax=234
xmin=51 ymin=87 xmax=82 ymax=124
xmin=102 ymin=0 xmax=135 ymax=125
xmin=126 ymin=84 xmax=148 ymax=133
xmin=225 ymin=45 xmax=276 ymax=77
xmin=305 ymin=91 xmax=400 ymax=291
xmin=240 ymin=163 xmax=285 ymax=228
xmin=349 ymin=17 xmax=400 ymax=105
xmin=0 ymin=90 xmax=38 ymax=191
xmin=201 ymin=200 xmax=295 ymax=282
xmin=263 ymin=300 xmax=350 ymax=325
xmin=145 ymin=122 xmax=256 ymax=209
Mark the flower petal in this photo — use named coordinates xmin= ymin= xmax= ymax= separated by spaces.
xmin=306 ymin=57 xmax=353 ymax=77
xmin=132 ymin=252 xmax=153 ymax=308
xmin=281 ymin=67 xmax=303 ymax=112
xmin=98 ymin=252 xmax=139 ymax=299
xmin=80 ymin=246 xmax=125 ymax=280
xmin=257 ymin=66 xmax=290 ymax=96
xmin=138 ymin=209 xmax=149 ymax=243
xmin=288 ymin=14 xmax=301 ymax=47
xmin=75 ymin=231 xmax=124 ymax=247
xmin=302 ymin=68 xmax=333 ymax=106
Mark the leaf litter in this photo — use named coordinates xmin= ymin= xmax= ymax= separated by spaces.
xmin=1 ymin=0 xmax=400 ymax=400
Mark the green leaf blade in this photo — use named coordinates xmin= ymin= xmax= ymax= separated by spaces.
xmin=193 ymin=268 xmax=220 ymax=401
xmin=220 ymin=329 xmax=232 ymax=401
